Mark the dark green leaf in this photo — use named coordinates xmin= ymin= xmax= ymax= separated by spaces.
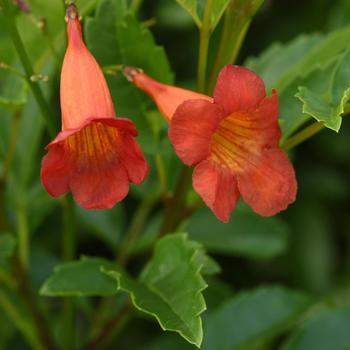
xmin=187 ymin=206 xmax=289 ymax=260
xmin=282 ymin=308 xmax=350 ymax=350
xmin=245 ymin=26 xmax=350 ymax=138
xmin=202 ymin=286 xmax=311 ymax=350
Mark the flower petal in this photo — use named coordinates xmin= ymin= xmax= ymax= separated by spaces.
xmin=119 ymin=134 xmax=149 ymax=184
xmin=251 ymin=90 xmax=281 ymax=148
xmin=193 ymin=160 xmax=240 ymax=223
xmin=41 ymin=144 xmax=71 ymax=198
xmin=214 ymin=65 xmax=266 ymax=115
xmin=41 ymin=119 xmax=147 ymax=209
xmin=237 ymin=148 xmax=297 ymax=216
xmin=169 ymin=99 xmax=224 ymax=166
xmin=69 ymin=159 xmax=129 ymax=209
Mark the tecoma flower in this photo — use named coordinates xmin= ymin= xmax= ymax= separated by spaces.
xmin=41 ymin=5 xmax=149 ymax=209
xmin=125 ymin=65 xmax=297 ymax=222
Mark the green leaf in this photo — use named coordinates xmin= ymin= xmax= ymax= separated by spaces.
xmin=175 ymin=0 xmax=231 ymax=30
xmin=245 ymin=34 xmax=323 ymax=92
xmin=202 ymin=286 xmax=312 ymax=350
xmin=245 ymin=26 xmax=350 ymax=138
xmin=175 ymin=0 xmax=201 ymax=27
xmin=296 ymin=48 xmax=350 ymax=132
xmin=0 ymin=233 xmax=16 ymax=259
xmin=187 ymin=206 xmax=289 ymax=260
xmin=104 ymin=233 xmax=208 ymax=347
xmin=281 ymin=308 xmax=350 ymax=350
xmin=39 ymin=257 xmax=120 ymax=297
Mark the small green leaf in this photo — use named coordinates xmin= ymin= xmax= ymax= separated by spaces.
xmin=39 ymin=257 xmax=120 ymax=297
xmin=0 ymin=233 xmax=16 ymax=259
xmin=296 ymin=48 xmax=350 ymax=132
xmin=104 ymin=233 xmax=208 ymax=347
xmin=175 ymin=0 xmax=201 ymax=27
xmin=187 ymin=206 xmax=289 ymax=260
xmin=282 ymin=308 xmax=350 ymax=350
xmin=176 ymin=0 xmax=230 ymax=30
xmin=202 ymin=286 xmax=312 ymax=350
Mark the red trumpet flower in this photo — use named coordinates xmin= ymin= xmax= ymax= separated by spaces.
xmin=41 ymin=5 xmax=149 ymax=209
xmin=126 ymin=65 xmax=297 ymax=222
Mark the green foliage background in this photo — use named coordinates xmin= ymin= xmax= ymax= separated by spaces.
xmin=1 ymin=0 xmax=350 ymax=349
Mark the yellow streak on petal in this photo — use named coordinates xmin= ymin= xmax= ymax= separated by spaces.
xmin=210 ymin=112 xmax=260 ymax=172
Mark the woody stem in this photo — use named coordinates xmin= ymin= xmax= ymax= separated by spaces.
xmin=1 ymin=0 xmax=56 ymax=138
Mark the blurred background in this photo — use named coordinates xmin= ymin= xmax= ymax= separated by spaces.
xmin=1 ymin=0 xmax=350 ymax=349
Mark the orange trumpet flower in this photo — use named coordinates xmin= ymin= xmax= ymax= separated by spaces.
xmin=125 ymin=65 xmax=297 ymax=222
xmin=41 ymin=4 xmax=149 ymax=209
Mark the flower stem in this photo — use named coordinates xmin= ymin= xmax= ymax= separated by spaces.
xmin=154 ymin=154 xmax=168 ymax=196
xmin=197 ymin=0 xmax=215 ymax=93
xmin=1 ymin=0 xmax=56 ymax=138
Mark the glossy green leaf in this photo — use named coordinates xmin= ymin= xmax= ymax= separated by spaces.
xmin=245 ymin=26 xmax=350 ymax=138
xmin=0 ymin=233 xmax=16 ymax=259
xmin=282 ymin=308 xmax=350 ymax=350
xmin=39 ymin=257 xmax=121 ymax=297
xmin=187 ymin=206 xmax=289 ymax=260
xmin=296 ymin=48 xmax=350 ymax=132
xmin=202 ymin=286 xmax=312 ymax=350
xmin=104 ymin=233 xmax=208 ymax=347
